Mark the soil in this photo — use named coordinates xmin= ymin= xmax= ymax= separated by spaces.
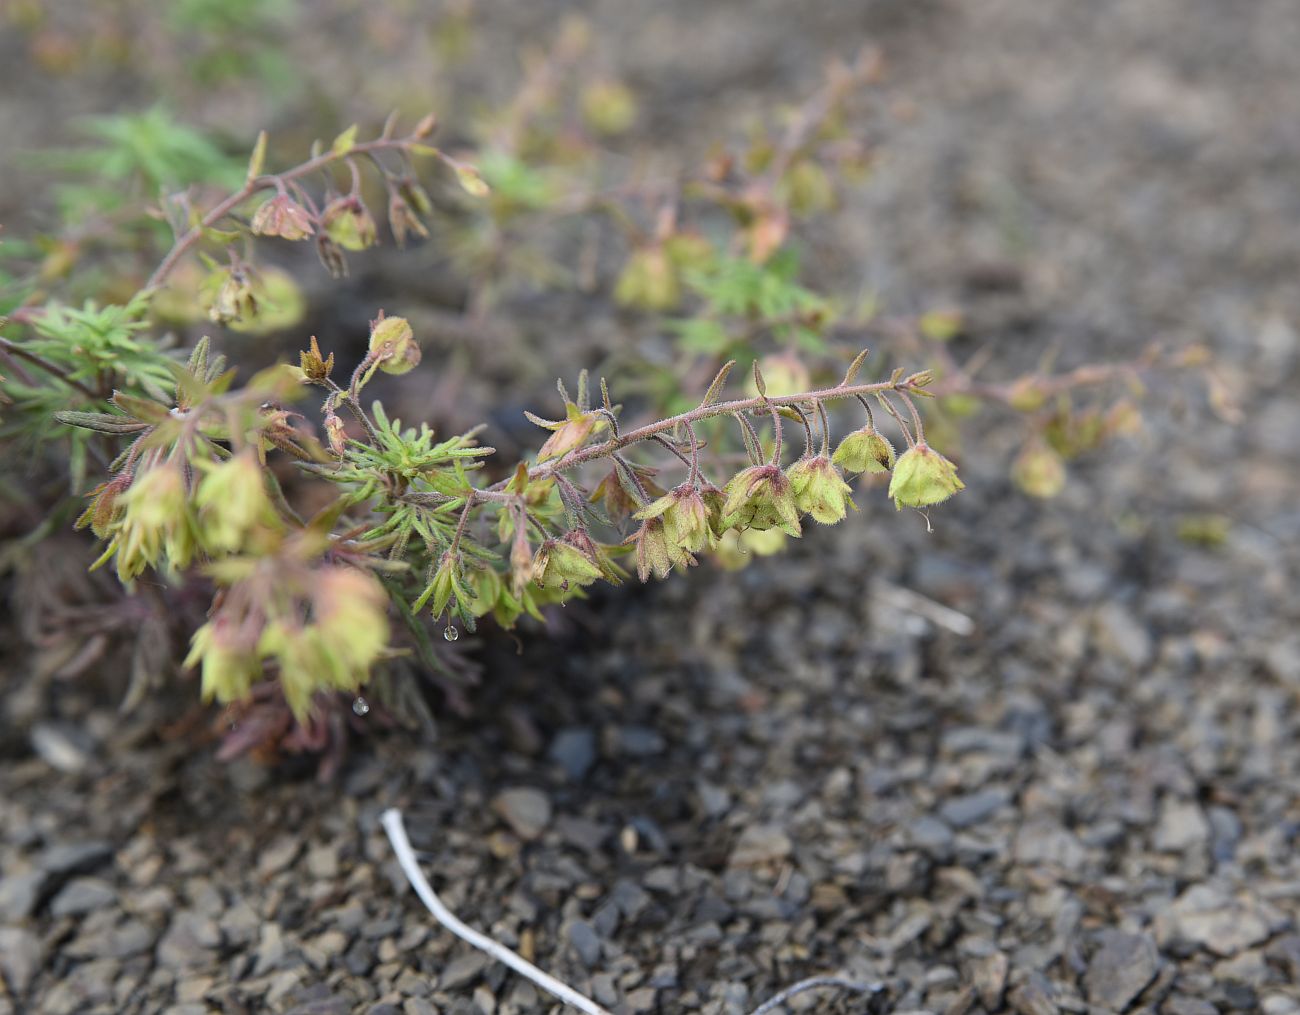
xmin=3 ymin=2 xmax=1300 ymax=1014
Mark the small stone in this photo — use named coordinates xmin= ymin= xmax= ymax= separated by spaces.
xmin=972 ymin=952 xmax=1008 ymax=1010
xmin=729 ymin=825 xmax=793 ymax=866
xmin=1013 ymin=819 xmax=1086 ymax=869
xmin=567 ymin=918 xmax=602 ymax=967
xmin=1157 ymin=884 xmax=1272 ymax=956
xmin=157 ymin=911 xmax=223 ymax=968
xmin=440 ymin=952 xmax=488 ymax=990
xmin=305 ymin=845 xmax=340 ymax=880
xmin=1084 ymin=931 xmax=1159 ymax=1011
xmin=1095 ymin=602 xmax=1153 ymax=667
xmin=1163 ymin=997 xmax=1218 ymax=1015
xmin=50 ymin=876 xmax=116 ymax=917
xmin=29 ymin=722 xmax=93 ymax=773
xmin=548 ymin=727 xmax=597 ymax=780
xmin=253 ymin=921 xmax=286 ymax=974
xmin=1153 ymin=800 xmax=1211 ymax=853
xmin=1008 ymin=974 xmax=1058 ymax=1015
xmin=0 ymin=870 xmax=47 ymax=921
xmin=939 ymin=789 xmax=1010 ymax=828
xmin=0 ymin=927 xmax=42 ymax=994
xmin=471 ymin=985 xmax=496 ymax=1014
xmin=258 ymin=837 xmax=302 ymax=878
xmin=911 ymin=816 xmax=955 ymax=858
xmin=491 ymin=788 xmax=552 ymax=841
xmin=39 ymin=840 xmax=113 ymax=876
xmin=624 ymin=987 xmax=658 ymax=1013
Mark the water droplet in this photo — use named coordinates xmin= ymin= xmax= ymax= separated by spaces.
xmin=352 ymin=696 xmax=370 ymax=716
xmin=443 ymin=625 xmax=459 ymax=642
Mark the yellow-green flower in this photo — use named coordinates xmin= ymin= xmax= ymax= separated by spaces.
xmin=193 ymin=452 xmax=280 ymax=553
xmin=721 ymin=464 xmax=801 ymax=537
xmin=322 ymin=196 xmax=378 ymax=251
xmin=532 ymin=538 xmax=603 ymax=590
xmin=635 ymin=483 xmax=718 ymax=554
xmin=787 ymin=456 xmax=856 ymax=524
xmin=250 ymin=194 xmax=314 ymax=241
xmin=888 ymin=443 xmax=964 ymax=510
xmin=111 ymin=463 xmax=197 ymax=580
xmin=832 ymin=426 xmax=896 ymax=475
xmin=368 ymin=315 xmax=421 ymax=375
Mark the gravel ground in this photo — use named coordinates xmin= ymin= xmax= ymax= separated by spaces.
xmin=3 ymin=1 xmax=1300 ymax=1014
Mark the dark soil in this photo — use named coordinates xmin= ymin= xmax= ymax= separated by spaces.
xmin=3 ymin=2 xmax=1300 ymax=1014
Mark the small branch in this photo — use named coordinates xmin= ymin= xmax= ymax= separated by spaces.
xmin=746 ymin=975 xmax=884 ymax=1015
xmin=380 ymin=808 xmax=613 ymax=1015
xmin=0 ymin=336 xmax=102 ymax=401
xmin=145 ymin=135 xmax=418 ymax=291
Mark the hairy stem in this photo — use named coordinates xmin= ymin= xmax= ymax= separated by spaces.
xmin=145 ymin=136 xmax=418 ymax=291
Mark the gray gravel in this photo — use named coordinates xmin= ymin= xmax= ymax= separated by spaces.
xmin=3 ymin=0 xmax=1300 ymax=1013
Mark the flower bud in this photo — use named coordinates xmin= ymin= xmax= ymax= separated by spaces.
xmin=535 ymin=404 xmax=599 ymax=462
xmin=887 ymin=443 xmax=965 ymax=510
xmin=324 ymin=412 xmax=347 ymax=455
xmin=299 ymin=335 xmax=334 ymax=382
xmin=368 ymin=315 xmax=421 ymax=375
xmin=322 ymin=196 xmax=378 ymax=251
xmin=787 ymin=455 xmax=856 ymax=524
xmin=388 ymin=190 xmax=429 ymax=248
xmin=250 ymin=193 xmax=314 ymax=241
xmin=316 ymin=234 xmax=348 ymax=278
xmin=832 ymin=426 xmax=896 ymax=475
xmin=532 ymin=538 xmax=603 ymax=590
xmin=721 ymin=464 xmax=801 ymax=537
xmin=1011 ymin=443 xmax=1066 ymax=499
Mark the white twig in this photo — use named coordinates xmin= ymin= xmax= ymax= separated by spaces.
xmin=872 ymin=579 xmax=975 ymax=636
xmin=746 ymin=974 xmax=884 ymax=1015
xmin=381 ymin=807 xmax=613 ymax=1015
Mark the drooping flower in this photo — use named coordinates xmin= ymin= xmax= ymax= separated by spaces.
xmin=832 ymin=426 xmax=896 ymax=475
xmin=887 ymin=443 xmax=964 ymax=510
xmin=786 ymin=456 xmax=856 ymax=524
xmin=720 ymin=464 xmax=801 ymax=537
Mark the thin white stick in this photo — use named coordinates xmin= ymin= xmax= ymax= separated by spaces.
xmin=872 ymin=579 xmax=975 ymax=636
xmin=746 ymin=974 xmax=883 ymax=1015
xmin=380 ymin=807 xmax=613 ymax=1015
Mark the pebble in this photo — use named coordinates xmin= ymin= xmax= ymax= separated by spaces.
xmin=728 ymin=825 xmax=793 ymax=867
xmin=939 ymin=789 xmax=1010 ymax=829
xmin=566 ymin=918 xmax=602 ymax=966
xmin=0 ymin=927 xmax=42 ymax=994
xmin=1153 ymin=800 xmax=1211 ymax=853
xmin=1156 ymin=884 xmax=1272 ymax=957
xmin=439 ymin=952 xmax=488 ymax=990
xmin=1084 ymin=931 xmax=1159 ymax=1011
xmin=548 ymin=727 xmax=597 ymax=780
xmin=0 ymin=869 xmax=47 ymax=921
xmin=50 ymin=876 xmax=116 ymax=917
xmin=490 ymin=788 xmax=552 ymax=841
xmin=156 ymin=911 xmax=223 ymax=968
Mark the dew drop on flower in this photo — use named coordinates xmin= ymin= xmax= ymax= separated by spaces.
xmin=443 ymin=625 xmax=459 ymax=642
xmin=352 ymin=696 xmax=370 ymax=716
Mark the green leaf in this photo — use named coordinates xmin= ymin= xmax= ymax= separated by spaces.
xmin=331 ymin=124 xmax=358 ymax=157
xmin=246 ymin=129 xmax=268 ymax=182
